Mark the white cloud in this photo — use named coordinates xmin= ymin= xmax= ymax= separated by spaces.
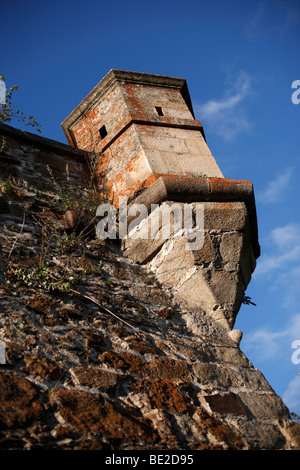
xmin=244 ymin=1 xmax=300 ymax=42
xmin=244 ymin=327 xmax=288 ymax=360
xmin=0 ymin=79 xmax=6 ymax=105
xmin=255 ymin=245 xmax=300 ymax=276
xmin=271 ymin=223 xmax=300 ymax=250
xmin=255 ymin=223 xmax=300 ymax=277
xmin=197 ymin=75 xmax=250 ymax=118
xmin=244 ymin=2 xmax=266 ymax=42
xmin=195 ymin=70 xmax=252 ymax=141
xmin=282 ymin=375 xmax=300 ymax=413
xmin=273 ymin=264 xmax=300 ymax=310
xmin=257 ymin=167 xmax=293 ymax=203
xmin=242 ymin=313 xmax=300 ymax=414
xmin=243 ymin=314 xmax=300 ymax=362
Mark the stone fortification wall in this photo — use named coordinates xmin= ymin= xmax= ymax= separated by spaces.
xmin=0 ymin=123 xmax=90 ymax=193
xmin=0 ymin=123 xmax=299 ymax=450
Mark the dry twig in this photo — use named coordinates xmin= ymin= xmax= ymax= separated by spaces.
xmin=7 ymin=210 xmax=26 ymax=261
xmin=69 ymin=288 xmax=141 ymax=334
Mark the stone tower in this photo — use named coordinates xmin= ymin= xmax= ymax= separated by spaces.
xmin=62 ymin=69 xmax=260 ymax=331
xmin=61 ymin=69 xmax=223 ymax=202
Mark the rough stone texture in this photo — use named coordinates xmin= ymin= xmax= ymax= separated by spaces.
xmin=0 ymin=123 xmax=90 ymax=193
xmin=0 ymin=372 xmax=43 ymax=430
xmin=123 ymin=174 xmax=260 ymax=259
xmin=0 ymin=125 xmax=299 ymax=450
xmin=123 ymin=200 xmax=256 ymax=329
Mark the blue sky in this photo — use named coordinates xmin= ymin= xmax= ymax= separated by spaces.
xmin=1 ymin=0 xmax=300 ymax=415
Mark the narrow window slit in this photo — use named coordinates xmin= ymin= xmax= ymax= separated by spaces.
xmin=155 ymin=106 xmax=164 ymax=116
xmin=99 ymin=125 xmax=108 ymax=139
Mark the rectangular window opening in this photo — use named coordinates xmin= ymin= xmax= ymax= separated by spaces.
xmin=155 ymin=106 xmax=164 ymax=116
xmin=99 ymin=125 xmax=108 ymax=139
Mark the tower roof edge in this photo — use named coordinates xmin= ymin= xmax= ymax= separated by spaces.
xmin=61 ymin=69 xmax=195 ymax=140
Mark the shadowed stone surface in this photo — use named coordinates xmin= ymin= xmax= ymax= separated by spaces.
xmin=0 ymin=118 xmax=299 ymax=450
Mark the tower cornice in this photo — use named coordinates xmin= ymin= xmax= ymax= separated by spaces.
xmin=61 ymin=69 xmax=195 ymax=146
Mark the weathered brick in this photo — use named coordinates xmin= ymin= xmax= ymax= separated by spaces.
xmin=204 ymin=392 xmax=247 ymax=416
xmin=62 ymin=70 xmax=223 ymax=202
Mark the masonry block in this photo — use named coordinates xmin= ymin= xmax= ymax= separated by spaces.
xmin=123 ymin=200 xmax=256 ymax=329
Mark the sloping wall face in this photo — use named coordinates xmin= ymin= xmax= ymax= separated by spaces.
xmin=0 ymin=123 xmax=90 ymax=193
xmin=0 ymin=123 xmax=299 ymax=450
xmin=124 ymin=200 xmax=256 ymax=330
